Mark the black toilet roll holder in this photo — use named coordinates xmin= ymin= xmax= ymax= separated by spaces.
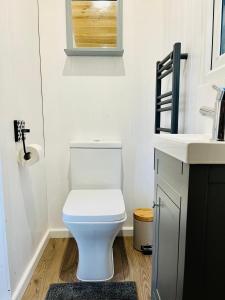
xmin=14 ymin=120 xmax=31 ymax=161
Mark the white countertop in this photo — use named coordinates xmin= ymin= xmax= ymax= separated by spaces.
xmin=153 ymin=134 xmax=225 ymax=164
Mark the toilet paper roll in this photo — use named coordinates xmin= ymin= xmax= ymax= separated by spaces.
xmin=18 ymin=144 xmax=43 ymax=167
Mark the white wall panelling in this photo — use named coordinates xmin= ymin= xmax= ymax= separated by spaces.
xmin=0 ymin=161 xmax=11 ymax=299
xmin=38 ymin=0 xmax=163 ymax=228
xmin=0 ymin=0 xmax=48 ymax=296
xmin=159 ymin=0 xmax=225 ymax=135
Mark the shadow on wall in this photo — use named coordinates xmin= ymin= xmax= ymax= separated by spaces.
xmin=19 ymin=166 xmax=37 ymax=243
xmin=63 ymin=57 xmax=125 ymax=76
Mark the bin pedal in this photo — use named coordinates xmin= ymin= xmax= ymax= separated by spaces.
xmin=141 ymin=245 xmax=152 ymax=255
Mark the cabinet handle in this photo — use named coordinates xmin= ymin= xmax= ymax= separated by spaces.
xmin=153 ymin=202 xmax=160 ymax=208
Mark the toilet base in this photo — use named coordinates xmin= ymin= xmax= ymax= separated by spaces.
xmin=64 ymin=218 xmax=126 ymax=281
xmin=76 ymin=253 xmax=114 ymax=282
xmin=77 ymin=272 xmax=114 ymax=282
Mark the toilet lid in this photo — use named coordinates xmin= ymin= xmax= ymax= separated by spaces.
xmin=63 ymin=189 xmax=126 ymax=223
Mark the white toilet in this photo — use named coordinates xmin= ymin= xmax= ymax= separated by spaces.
xmin=62 ymin=140 xmax=127 ymax=282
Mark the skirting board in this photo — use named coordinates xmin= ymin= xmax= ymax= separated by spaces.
xmin=12 ymin=230 xmax=50 ymax=300
xmin=49 ymin=226 xmax=134 ymax=238
xmin=11 ymin=226 xmax=133 ymax=299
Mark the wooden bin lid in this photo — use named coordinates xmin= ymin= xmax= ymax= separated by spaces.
xmin=133 ymin=208 xmax=154 ymax=222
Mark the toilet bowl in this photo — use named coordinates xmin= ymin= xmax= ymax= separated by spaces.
xmin=63 ymin=189 xmax=126 ymax=281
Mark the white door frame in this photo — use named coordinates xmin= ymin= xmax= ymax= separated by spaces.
xmin=0 ymin=159 xmax=11 ymax=299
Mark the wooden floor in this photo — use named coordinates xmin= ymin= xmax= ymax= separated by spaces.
xmin=22 ymin=237 xmax=151 ymax=300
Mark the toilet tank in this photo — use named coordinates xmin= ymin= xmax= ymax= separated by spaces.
xmin=70 ymin=140 xmax=122 ymax=189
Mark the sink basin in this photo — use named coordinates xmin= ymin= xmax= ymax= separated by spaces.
xmin=153 ymin=134 xmax=225 ymax=164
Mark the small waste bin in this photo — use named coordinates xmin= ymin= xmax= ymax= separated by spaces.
xmin=133 ymin=208 xmax=153 ymax=255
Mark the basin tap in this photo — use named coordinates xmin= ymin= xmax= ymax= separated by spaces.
xmin=200 ymin=86 xmax=225 ymax=141
xmin=212 ymin=85 xmax=225 ymax=141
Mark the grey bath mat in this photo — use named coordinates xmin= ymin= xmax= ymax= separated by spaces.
xmin=45 ymin=281 xmax=137 ymax=300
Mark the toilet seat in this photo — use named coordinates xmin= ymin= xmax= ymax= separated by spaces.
xmin=63 ymin=189 xmax=126 ymax=223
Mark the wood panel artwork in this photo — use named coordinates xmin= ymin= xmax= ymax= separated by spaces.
xmin=71 ymin=1 xmax=117 ymax=48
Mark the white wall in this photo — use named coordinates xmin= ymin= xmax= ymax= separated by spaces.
xmin=0 ymin=0 xmax=48 ymax=296
xmin=159 ymin=0 xmax=225 ymax=134
xmin=39 ymin=0 xmax=163 ymax=228
xmin=0 ymin=161 xmax=11 ymax=300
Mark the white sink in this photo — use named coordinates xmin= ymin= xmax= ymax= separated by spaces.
xmin=153 ymin=134 xmax=225 ymax=164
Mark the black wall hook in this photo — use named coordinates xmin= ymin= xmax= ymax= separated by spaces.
xmin=14 ymin=120 xmax=31 ymax=161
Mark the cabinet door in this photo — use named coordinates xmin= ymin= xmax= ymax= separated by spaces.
xmin=153 ymin=186 xmax=180 ymax=300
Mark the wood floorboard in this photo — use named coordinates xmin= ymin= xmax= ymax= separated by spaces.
xmin=121 ymin=238 xmax=151 ymax=300
xmin=22 ymin=237 xmax=151 ymax=300
xmin=60 ymin=239 xmax=78 ymax=283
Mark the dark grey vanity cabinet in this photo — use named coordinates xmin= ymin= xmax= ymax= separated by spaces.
xmin=154 ymin=187 xmax=181 ymax=300
xmin=152 ymin=150 xmax=225 ymax=300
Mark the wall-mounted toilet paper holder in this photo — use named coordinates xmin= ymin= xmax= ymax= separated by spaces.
xmin=14 ymin=120 xmax=31 ymax=160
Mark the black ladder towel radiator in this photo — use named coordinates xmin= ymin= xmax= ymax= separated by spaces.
xmin=155 ymin=42 xmax=188 ymax=134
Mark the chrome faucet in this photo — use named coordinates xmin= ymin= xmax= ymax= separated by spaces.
xmin=200 ymin=85 xmax=225 ymax=141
